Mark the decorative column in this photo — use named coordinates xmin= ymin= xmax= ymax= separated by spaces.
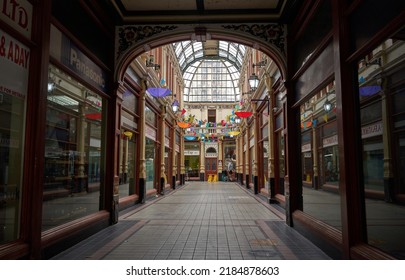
xmin=265 ymin=74 xmax=276 ymax=202
xmin=381 ymin=79 xmax=394 ymax=202
xmin=200 ymin=141 xmax=205 ymax=181
xmin=253 ymin=102 xmax=259 ymax=194
xmin=180 ymin=130 xmax=185 ymax=185
xmin=138 ymin=79 xmax=147 ymax=203
xmin=245 ymin=126 xmax=250 ymax=189
xmin=239 ymin=133 xmax=244 ymax=185
xmin=236 ymin=136 xmax=241 ymax=183
xmin=312 ymin=102 xmax=319 ymax=190
xmin=111 ymin=82 xmax=125 ymax=222
xmin=218 ymin=139 xmax=223 ymax=181
xmin=172 ymin=119 xmax=177 ymax=189
xmin=160 ymin=105 xmax=166 ymax=195
xmin=332 ymin=0 xmax=367 ymax=257
xmin=123 ymin=138 xmax=129 ymax=184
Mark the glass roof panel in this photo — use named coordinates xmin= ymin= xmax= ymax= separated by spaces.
xmin=173 ymin=40 xmax=247 ymax=103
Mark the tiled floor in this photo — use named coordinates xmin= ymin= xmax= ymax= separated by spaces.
xmin=51 ymin=182 xmax=331 ymax=260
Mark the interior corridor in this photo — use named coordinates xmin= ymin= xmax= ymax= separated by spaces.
xmin=51 ymin=182 xmax=330 ymax=260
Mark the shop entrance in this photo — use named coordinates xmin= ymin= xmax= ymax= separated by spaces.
xmin=205 ymin=158 xmax=217 ymax=181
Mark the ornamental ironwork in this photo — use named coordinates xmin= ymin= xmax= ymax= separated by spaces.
xmin=117 ymin=25 xmax=178 ymax=58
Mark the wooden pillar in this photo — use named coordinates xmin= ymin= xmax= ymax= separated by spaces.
xmin=332 ymin=0 xmax=367 ymax=258
xmin=180 ymin=130 xmax=185 ymax=185
xmin=200 ymin=141 xmax=205 ymax=181
xmin=253 ymin=103 xmax=259 ymax=194
xmin=245 ymin=125 xmax=250 ymax=189
xmin=265 ymin=74 xmax=276 ymax=202
xmin=218 ymin=139 xmax=223 ymax=181
xmin=24 ymin=0 xmax=52 ymax=259
xmin=160 ymin=105 xmax=166 ymax=195
xmin=172 ymin=120 xmax=177 ymax=189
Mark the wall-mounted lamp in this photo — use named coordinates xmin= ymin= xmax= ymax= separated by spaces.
xmin=323 ymin=97 xmax=332 ymax=113
xmin=253 ymin=59 xmax=267 ymax=68
xmin=146 ymin=54 xmax=160 ymax=70
xmin=172 ymin=95 xmax=179 ymax=113
xmin=47 ymin=76 xmax=61 ymax=92
xmin=248 ymin=73 xmax=260 ymax=91
xmin=47 ymin=81 xmax=56 ymax=92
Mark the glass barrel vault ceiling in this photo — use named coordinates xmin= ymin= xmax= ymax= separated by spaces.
xmin=173 ymin=40 xmax=246 ymax=103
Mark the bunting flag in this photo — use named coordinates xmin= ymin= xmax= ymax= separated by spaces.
xmin=300 ymin=121 xmax=313 ymax=129
xmin=160 ymin=78 xmax=166 ymax=85
xmin=312 ymin=119 xmax=318 ymax=128
xmin=323 ymin=114 xmax=328 ymax=122
xmin=181 ymin=108 xmax=186 ymax=115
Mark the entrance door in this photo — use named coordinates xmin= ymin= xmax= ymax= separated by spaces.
xmin=205 ymin=158 xmax=217 ymax=181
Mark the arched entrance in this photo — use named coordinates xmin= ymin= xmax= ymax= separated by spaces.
xmin=112 ymin=24 xmax=288 ymax=204
xmin=114 ymin=24 xmax=287 ymax=81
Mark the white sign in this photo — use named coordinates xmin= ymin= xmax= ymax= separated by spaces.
xmin=0 ymin=0 xmax=32 ymax=38
xmin=0 ymin=29 xmax=29 ymax=99
xmin=145 ymin=125 xmax=156 ymax=141
xmin=205 ymin=152 xmax=217 ymax=158
xmin=302 ymin=143 xmax=311 ymax=152
xmin=185 ymin=150 xmax=200 ymax=156
xmin=323 ymin=135 xmax=338 ymax=147
xmin=361 ymin=121 xmax=383 ymax=139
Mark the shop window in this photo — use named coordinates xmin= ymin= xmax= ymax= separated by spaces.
xmin=357 ymin=31 xmax=405 ymax=258
xmin=42 ymin=65 xmax=105 ymax=231
xmin=299 ymin=88 xmax=342 ymax=230
xmin=0 ymin=84 xmax=25 ymax=244
xmin=145 ymin=137 xmax=155 ymax=192
xmin=119 ymin=132 xmax=136 ymax=197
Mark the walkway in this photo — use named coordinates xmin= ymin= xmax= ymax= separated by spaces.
xmin=51 ymin=181 xmax=331 ymax=260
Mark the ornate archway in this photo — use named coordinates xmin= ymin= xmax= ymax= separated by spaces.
xmin=114 ymin=23 xmax=287 ymax=81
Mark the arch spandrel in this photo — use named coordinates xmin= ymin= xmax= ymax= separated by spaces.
xmin=115 ymin=23 xmax=287 ymax=81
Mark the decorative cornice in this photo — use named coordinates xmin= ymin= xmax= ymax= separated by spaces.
xmin=117 ymin=25 xmax=178 ymax=59
xmin=221 ymin=23 xmax=286 ymax=55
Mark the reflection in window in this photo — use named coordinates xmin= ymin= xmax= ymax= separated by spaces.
xmin=119 ymin=133 xmax=136 ymax=197
xmin=358 ymin=33 xmax=405 ymax=258
xmin=0 ymin=87 xmax=25 ymax=244
xmin=42 ymin=65 xmax=105 ymax=231
xmin=145 ymin=137 xmax=155 ymax=192
xmin=299 ymin=91 xmax=342 ymax=230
